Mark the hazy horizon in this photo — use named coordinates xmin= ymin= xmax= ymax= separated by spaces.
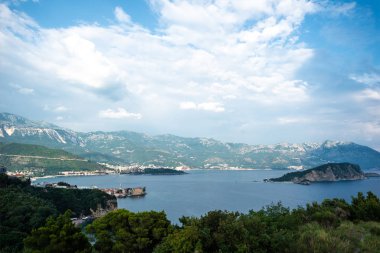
xmin=1 ymin=0 xmax=380 ymax=149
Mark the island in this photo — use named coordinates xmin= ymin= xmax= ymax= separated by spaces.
xmin=364 ymin=172 xmax=380 ymax=177
xmin=126 ymin=167 xmax=187 ymax=175
xmin=266 ymin=162 xmax=366 ymax=185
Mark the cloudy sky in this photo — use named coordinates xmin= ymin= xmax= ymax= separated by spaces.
xmin=0 ymin=0 xmax=380 ymax=149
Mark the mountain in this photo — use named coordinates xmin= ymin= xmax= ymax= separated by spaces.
xmin=1 ymin=112 xmax=380 ymax=170
xmin=0 ymin=142 xmax=107 ymax=176
xmin=268 ymin=163 xmax=366 ymax=184
xmin=0 ymin=112 xmax=84 ymax=147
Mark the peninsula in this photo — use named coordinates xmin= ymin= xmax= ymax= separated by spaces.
xmin=267 ymin=163 xmax=366 ymax=185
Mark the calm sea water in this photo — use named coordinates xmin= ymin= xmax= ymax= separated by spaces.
xmin=34 ymin=170 xmax=380 ymax=223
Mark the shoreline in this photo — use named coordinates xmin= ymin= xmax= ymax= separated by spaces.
xmin=30 ymin=168 xmax=277 ymax=182
xmin=31 ymin=172 xmax=111 ymax=182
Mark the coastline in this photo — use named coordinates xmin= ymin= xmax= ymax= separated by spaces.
xmin=30 ymin=172 xmax=111 ymax=182
xmin=30 ymin=168 xmax=277 ymax=182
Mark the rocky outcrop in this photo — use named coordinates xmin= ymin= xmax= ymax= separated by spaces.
xmin=269 ymin=163 xmax=366 ymax=184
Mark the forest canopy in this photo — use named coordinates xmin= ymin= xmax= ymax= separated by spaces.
xmin=1 ymin=174 xmax=380 ymax=253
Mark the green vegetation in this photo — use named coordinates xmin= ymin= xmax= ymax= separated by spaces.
xmin=24 ymin=210 xmax=92 ymax=253
xmin=2 ymin=173 xmax=380 ymax=252
xmin=141 ymin=168 xmax=186 ymax=175
xmin=155 ymin=193 xmax=380 ymax=253
xmin=87 ymin=210 xmax=171 ymax=253
xmin=81 ymin=192 xmax=380 ymax=253
xmin=0 ymin=142 xmax=107 ymax=176
xmin=0 ymin=142 xmax=79 ymax=158
xmin=0 ymin=187 xmax=57 ymax=252
xmin=0 ymin=174 xmax=116 ymax=253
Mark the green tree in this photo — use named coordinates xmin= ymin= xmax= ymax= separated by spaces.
xmin=154 ymin=224 xmax=202 ymax=253
xmin=351 ymin=192 xmax=380 ymax=221
xmin=23 ymin=210 xmax=91 ymax=253
xmin=87 ymin=209 xmax=171 ymax=253
xmin=0 ymin=188 xmax=57 ymax=253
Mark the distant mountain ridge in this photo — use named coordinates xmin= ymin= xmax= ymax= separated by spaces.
xmin=1 ymin=112 xmax=380 ymax=170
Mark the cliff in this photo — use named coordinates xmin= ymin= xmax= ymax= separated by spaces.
xmin=268 ymin=163 xmax=366 ymax=184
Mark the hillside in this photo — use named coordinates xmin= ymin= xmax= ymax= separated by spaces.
xmin=0 ymin=142 xmax=108 ymax=176
xmin=1 ymin=113 xmax=380 ymax=170
xmin=0 ymin=174 xmax=116 ymax=253
xmin=269 ymin=163 xmax=366 ymax=184
xmin=0 ymin=142 xmax=80 ymax=158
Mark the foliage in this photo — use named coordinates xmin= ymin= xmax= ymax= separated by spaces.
xmin=57 ymin=181 xmax=72 ymax=187
xmin=156 ymin=193 xmax=380 ymax=253
xmin=0 ymin=187 xmax=57 ymax=253
xmin=294 ymin=221 xmax=380 ymax=253
xmin=0 ymin=172 xmax=31 ymax=187
xmin=351 ymin=191 xmax=380 ymax=221
xmin=86 ymin=209 xmax=172 ymax=253
xmin=25 ymin=186 xmax=114 ymax=216
xmin=24 ymin=210 xmax=92 ymax=253
xmin=0 ymin=142 xmax=79 ymax=158
xmin=0 ymin=174 xmax=115 ymax=253
xmin=2 ymin=173 xmax=380 ymax=253
xmin=142 ymin=168 xmax=186 ymax=175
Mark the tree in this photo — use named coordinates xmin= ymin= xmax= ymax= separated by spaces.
xmin=0 ymin=188 xmax=57 ymax=253
xmin=87 ymin=209 xmax=171 ymax=253
xmin=351 ymin=191 xmax=380 ymax=221
xmin=23 ymin=210 xmax=91 ymax=253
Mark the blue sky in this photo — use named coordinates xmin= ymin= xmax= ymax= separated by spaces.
xmin=1 ymin=0 xmax=380 ymax=149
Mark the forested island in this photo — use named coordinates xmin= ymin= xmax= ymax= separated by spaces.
xmin=267 ymin=163 xmax=367 ymax=185
xmin=1 ymin=173 xmax=380 ymax=253
xmin=132 ymin=167 xmax=187 ymax=175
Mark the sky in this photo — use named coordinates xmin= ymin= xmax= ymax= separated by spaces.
xmin=0 ymin=0 xmax=380 ymax=149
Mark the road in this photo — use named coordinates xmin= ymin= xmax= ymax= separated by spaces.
xmin=0 ymin=153 xmax=87 ymax=161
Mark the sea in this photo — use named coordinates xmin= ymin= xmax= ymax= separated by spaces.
xmin=34 ymin=169 xmax=380 ymax=223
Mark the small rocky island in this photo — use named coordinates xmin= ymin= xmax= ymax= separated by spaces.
xmin=267 ymin=163 xmax=366 ymax=185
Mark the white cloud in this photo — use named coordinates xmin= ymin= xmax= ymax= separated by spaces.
xmin=350 ymin=121 xmax=380 ymax=141
xmin=54 ymin=106 xmax=68 ymax=112
xmin=10 ymin=84 xmax=34 ymax=94
xmin=0 ymin=1 xmax=318 ymax=106
xmin=114 ymin=6 xmax=131 ymax=23
xmin=355 ymin=89 xmax=380 ymax=101
xmin=277 ymin=117 xmax=307 ymax=125
xmin=180 ymin=102 xmax=225 ymax=112
xmin=179 ymin=102 xmax=197 ymax=110
xmin=99 ymin=107 xmax=142 ymax=119
xmin=330 ymin=2 xmax=356 ymax=15
xmin=350 ymin=73 xmax=380 ymax=86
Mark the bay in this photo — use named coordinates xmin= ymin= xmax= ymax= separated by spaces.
xmin=34 ymin=170 xmax=380 ymax=223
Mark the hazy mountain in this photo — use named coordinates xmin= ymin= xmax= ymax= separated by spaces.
xmin=1 ymin=112 xmax=380 ymax=170
xmin=0 ymin=112 xmax=84 ymax=147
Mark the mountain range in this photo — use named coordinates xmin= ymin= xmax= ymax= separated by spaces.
xmin=1 ymin=112 xmax=380 ymax=170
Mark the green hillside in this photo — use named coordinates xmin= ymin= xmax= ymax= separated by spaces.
xmin=0 ymin=142 xmax=80 ymax=158
xmin=0 ymin=174 xmax=116 ymax=253
xmin=0 ymin=142 xmax=108 ymax=177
